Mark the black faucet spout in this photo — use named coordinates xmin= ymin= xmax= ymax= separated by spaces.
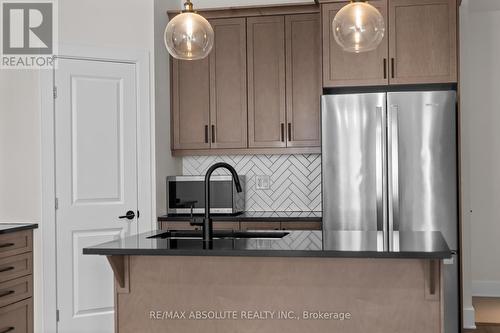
xmin=203 ymin=162 xmax=242 ymax=248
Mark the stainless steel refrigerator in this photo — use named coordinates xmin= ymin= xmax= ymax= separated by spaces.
xmin=321 ymin=91 xmax=459 ymax=332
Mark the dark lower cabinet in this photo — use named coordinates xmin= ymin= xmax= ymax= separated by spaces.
xmin=159 ymin=220 xmax=321 ymax=231
xmin=0 ymin=230 xmax=34 ymax=333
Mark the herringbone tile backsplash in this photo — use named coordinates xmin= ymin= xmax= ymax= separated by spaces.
xmin=182 ymin=155 xmax=321 ymax=212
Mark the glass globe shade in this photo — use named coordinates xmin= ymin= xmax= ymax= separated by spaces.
xmin=164 ymin=11 xmax=214 ymax=60
xmin=332 ymin=1 xmax=385 ymax=53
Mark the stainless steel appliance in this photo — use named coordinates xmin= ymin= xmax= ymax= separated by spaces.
xmin=321 ymin=91 xmax=459 ymax=332
xmin=167 ymin=175 xmax=245 ymax=215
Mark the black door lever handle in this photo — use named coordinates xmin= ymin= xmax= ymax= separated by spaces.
xmin=119 ymin=210 xmax=135 ymax=220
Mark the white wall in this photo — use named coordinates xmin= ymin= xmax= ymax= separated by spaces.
xmin=155 ymin=0 xmax=183 ymax=216
xmin=461 ymin=0 xmax=500 ymax=302
xmin=0 ymin=72 xmax=41 ymax=221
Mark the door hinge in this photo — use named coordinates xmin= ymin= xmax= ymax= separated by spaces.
xmin=55 ymin=198 xmax=59 ymax=210
xmin=56 ymin=309 xmax=60 ymax=322
xmin=53 ymin=86 xmax=58 ymax=99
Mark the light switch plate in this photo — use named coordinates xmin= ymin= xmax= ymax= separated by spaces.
xmin=255 ymin=175 xmax=270 ymax=190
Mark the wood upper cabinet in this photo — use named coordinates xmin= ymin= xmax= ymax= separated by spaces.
xmin=286 ymin=14 xmax=321 ymax=147
xmin=170 ymin=5 xmax=322 ymax=155
xmin=321 ymin=0 xmax=457 ymax=87
xmin=171 ymin=58 xmax=210 ymax=150
xmin=322 ymin=1 xmax=389 ymax=87
xmin=209 ymin=18 xmax=248 ymax=149
xmin=388 ymin=0 xmax=457 ymax=84
xmin=247 ymin=16 xmax=286 ymax=148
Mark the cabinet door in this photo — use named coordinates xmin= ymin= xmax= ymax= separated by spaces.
xmin=322 ymin=1 xmax=389 ymax=87
xmin=285 ymin=14 xmax=321 ymax=147
xmin=388 ymin=0 xmax=457 ymax=84
xmin=247 ymin=16 xmax=286 ymax=148
xmin=209 ymin=18 xmax=248 ymax=149
xmin=171 ymin=58 xmax=210 ymax=150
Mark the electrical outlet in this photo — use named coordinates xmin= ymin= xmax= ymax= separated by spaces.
xmin=255 ymin=175 xmax=270 ymax=190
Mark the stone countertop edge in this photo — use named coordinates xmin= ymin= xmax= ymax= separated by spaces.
xmin=83 ymin=230 xmax=452 ymax=260
xmin=0 ymin=223 xmax=39 ymax=235
xmin=83 ymin=247 xmax=452 ymax=259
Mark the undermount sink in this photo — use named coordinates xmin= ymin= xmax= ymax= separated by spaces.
xmin=148 ymin=230 xmax=289 ymax=240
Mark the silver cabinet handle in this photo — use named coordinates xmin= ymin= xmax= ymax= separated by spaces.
xmin=388 ymin=105 xmax=400 ymax=251
xmin=376 ymin=106 xmax=388 ymax=251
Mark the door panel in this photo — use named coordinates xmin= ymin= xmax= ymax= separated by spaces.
xmin=322 ymin=1 xmax=389 ymax=87
xmin=210 ymin=18 xmax=247 ymax=149
xmin=70 ymin=75 xmax=123 ymax=204
xmin=285 ymin=13 xmax=321 ymax=147
xmin=388 ymin=0 xmax=457 ymax=84
xmin=321 ymin=93 xmax=387 ymax=232
xmin=387 ymin=91 xmax=457 ymax=250
xmin=172 ymin=57 xmax=210 ymax=149
xmin=247 ymin=16 xmax=286 ymax=148
xmin=55 ymin=58 xmax=139 ymax=333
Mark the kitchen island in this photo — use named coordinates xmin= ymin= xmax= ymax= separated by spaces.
xmin=83 ymin=230 xmax=452 ymax=333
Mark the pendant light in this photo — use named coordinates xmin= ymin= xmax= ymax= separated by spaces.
xmin=332 ymin=0 xmax=385 ymax=53
xmin=164 ymin=0 xmax=214 ymax=60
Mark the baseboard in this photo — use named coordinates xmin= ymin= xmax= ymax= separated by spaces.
xmin=463 ymin=306 xmax=476 ymax=330
xmin=472 ymin=280 xmax=500 ymax=297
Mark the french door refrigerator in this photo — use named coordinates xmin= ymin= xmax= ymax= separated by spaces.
xmin=321 ymin=91 xmax=459 ymax=332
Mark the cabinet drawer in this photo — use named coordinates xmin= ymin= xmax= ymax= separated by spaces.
xmin=213 ymin=222 xmax=240 ymax=231
xmin=281 ymin=222 xmax=322 ymax=230
xmin=0 ymin=253 xmax=32 ymax=283
xmin=0 ymin=231 xmax=32 ymax=259
xmin=0 ymin=298 xmax=33 ymax=333
xmin=162 ymin=222 xmax=199 ymax=231
xmin=160 ymin=221 xmax=240 ymax=231
xmin=240 ymin=222 xmax=281 ymax=230
xmin=0 ymin=276 xmax=32 ymax=308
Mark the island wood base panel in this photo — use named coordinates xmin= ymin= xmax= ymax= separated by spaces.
xmin=113 ymin=256 xmax=442 ymax=333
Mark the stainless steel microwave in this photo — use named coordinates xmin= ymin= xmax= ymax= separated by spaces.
xmin=167 ymin=175 xmax=245 ymax=215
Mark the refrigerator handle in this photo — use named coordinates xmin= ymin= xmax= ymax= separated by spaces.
xmin=376 ymin=106 xmax=388 ymax=251
xmin=388 ymin=105 xmax=400 ymax=251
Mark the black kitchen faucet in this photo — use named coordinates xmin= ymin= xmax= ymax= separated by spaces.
xmin=190 ymin=162 xmax=242 ymax=248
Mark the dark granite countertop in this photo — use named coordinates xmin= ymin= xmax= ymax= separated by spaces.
xmin=83 ymin=230 xmax=451 ymax=259
xmin=0 ymin=223 xmax=38 ymax=234
xmin=158 ymin=211 xmax=322 ymax=222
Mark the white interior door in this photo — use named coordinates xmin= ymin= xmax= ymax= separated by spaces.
xmin=55 ymin=58 xmax=139 ymax=333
